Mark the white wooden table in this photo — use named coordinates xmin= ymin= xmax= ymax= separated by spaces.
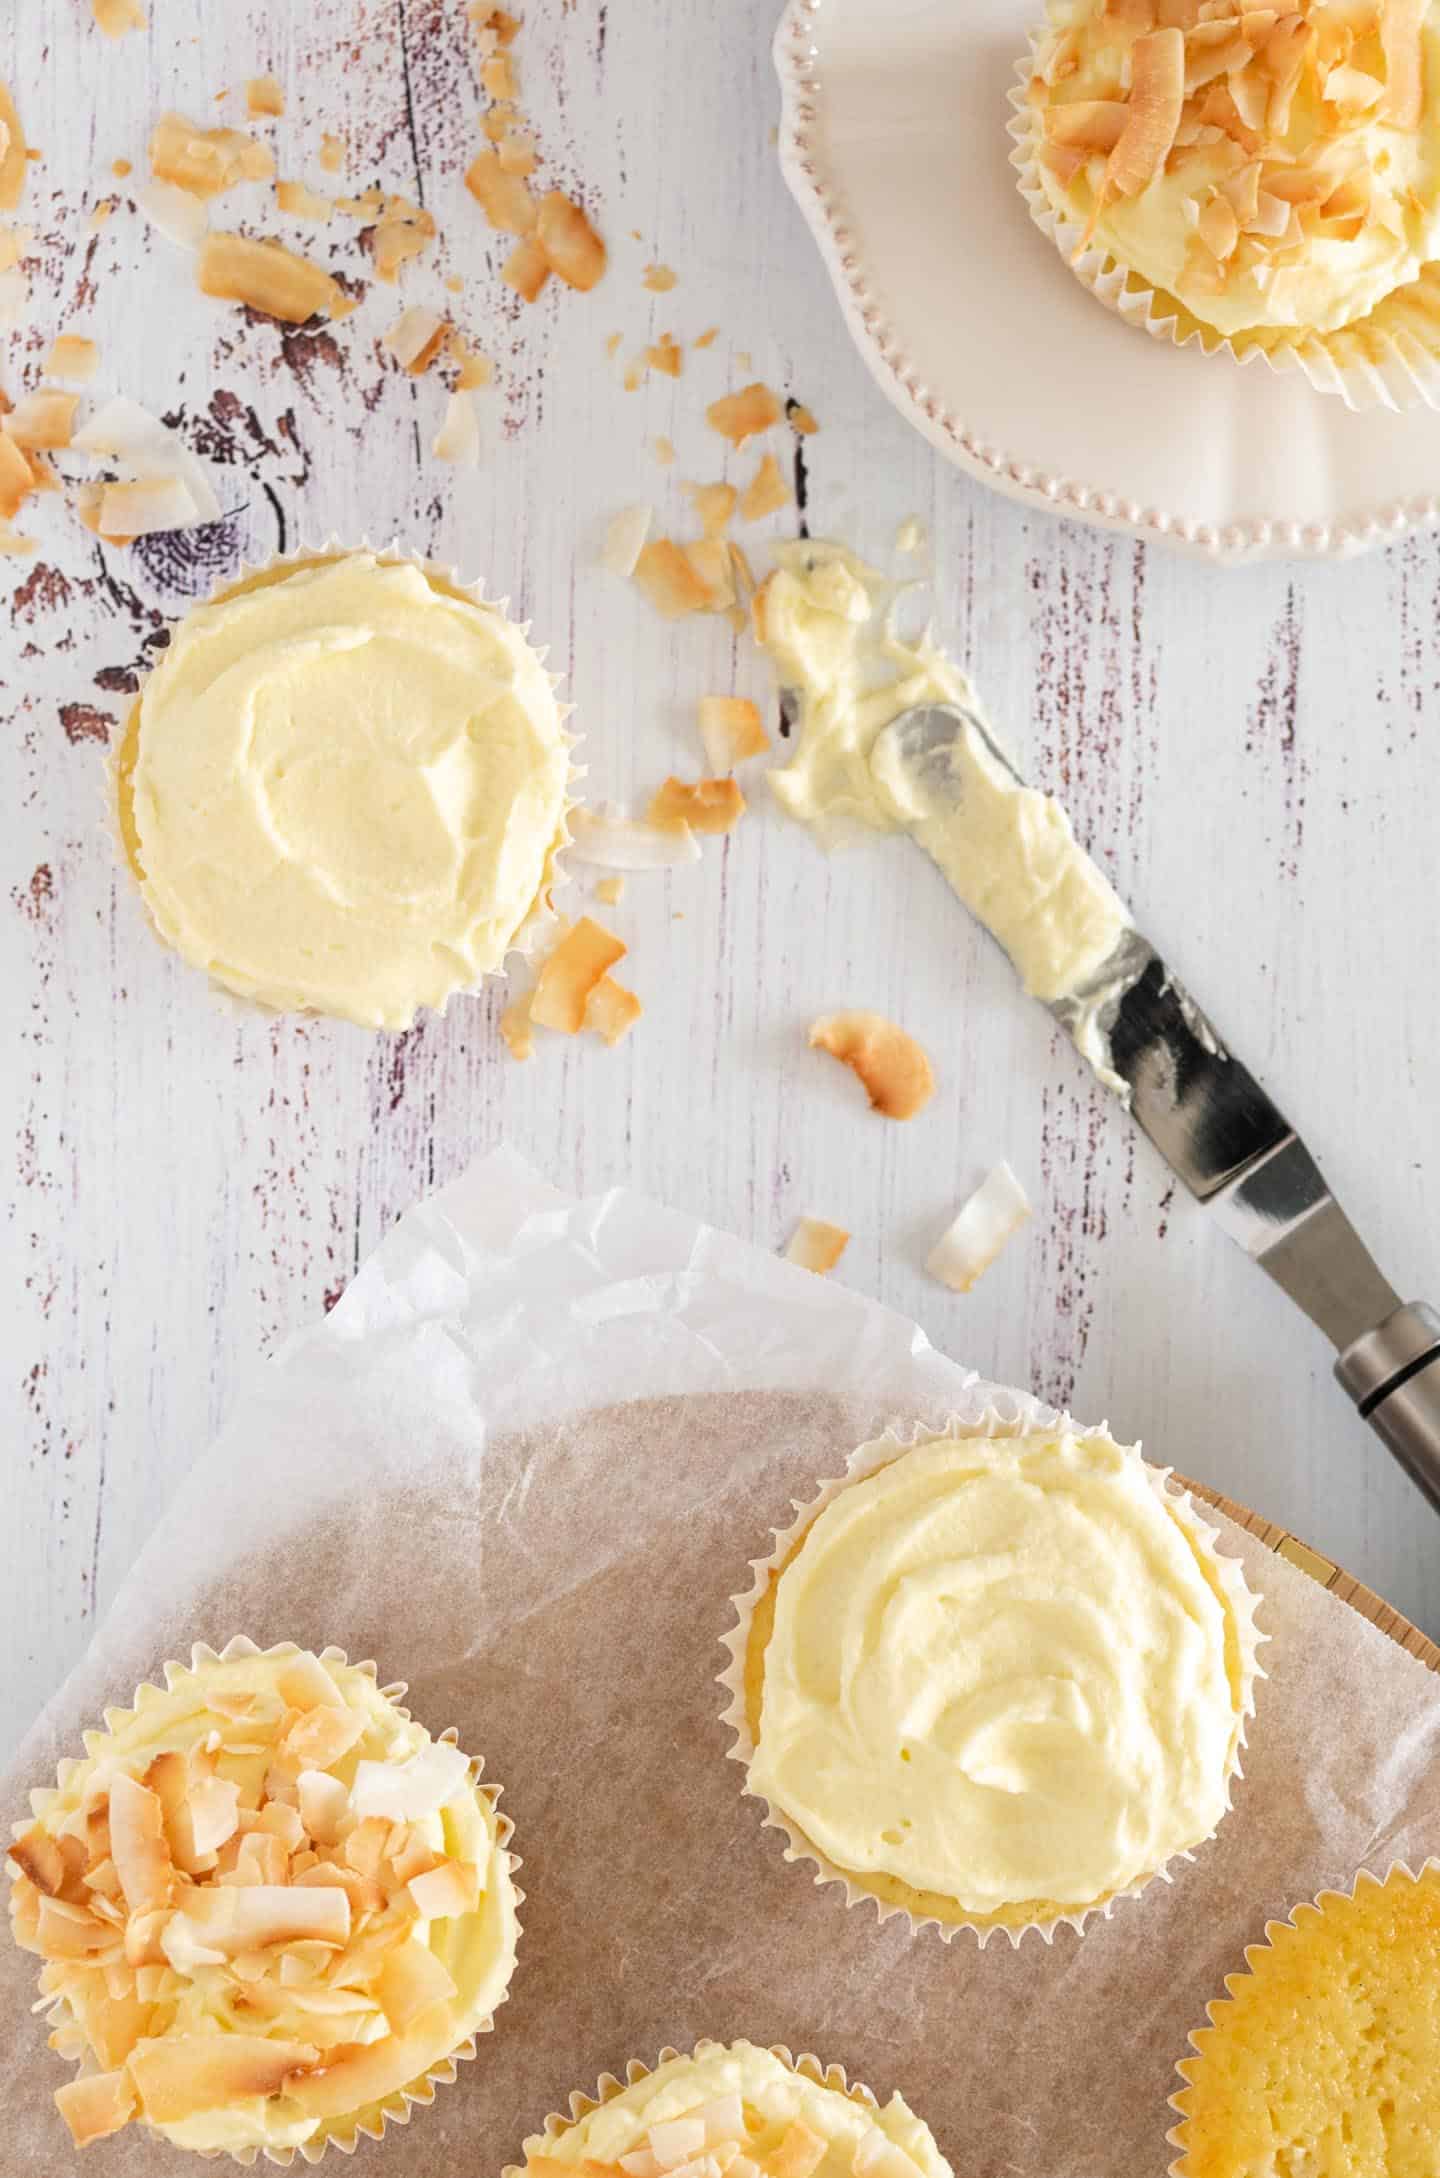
xmin=4 ymin=0 xmax=1439 ymax=1765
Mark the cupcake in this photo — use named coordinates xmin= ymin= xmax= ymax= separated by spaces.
xmin=1013 ymin=0 xmax=1440 ymax=404
xmin=5 ymin=1639 xmax=520 ymax=2159
xmin=114 ymin=547 xmax=573 ymax=1027
xmin=511 ymin=2039 xmax=952 ymax=2178
xmin=721 ymin=1419 xmax=1261 ymax=1943
xmin=1168 ymin=1861 xmax=1440 ymax=2178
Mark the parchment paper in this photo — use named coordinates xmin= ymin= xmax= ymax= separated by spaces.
xmin=5 ymin=1147 xmax=1440 ymax=2178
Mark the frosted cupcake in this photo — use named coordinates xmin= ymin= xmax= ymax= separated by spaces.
xmin=512 ymin=2039 xmax=951 ymax=2178
xmin=1015 ymin=0 xmax=1440 ymax=404
xmin=5 ymin=1639 xmax=520 ymax=2159
xmin=1168 ymin=1861 xmax=1440 ymax=2178
xmin=722 ymin=1419 xmax=1261 ymax=1943
xmin=115 ymin=549 xmax=572 ymax=1027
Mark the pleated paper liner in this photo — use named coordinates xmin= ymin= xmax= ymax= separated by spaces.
xmin=14 ymin=1635 xmax=523 ymax=2168
xmin=504 ymin=2041 xmax=901 ymax=2178
xmin=718 ymin=1413 xmax=1265 ymax=1950
xmin=108 ymin=540 xmax=582 ymax=1028
xmin=1007 ymin=39 xmax=1440 ymax=415
xmin=1165 ymin=1858 xmax=1440 ymax=2177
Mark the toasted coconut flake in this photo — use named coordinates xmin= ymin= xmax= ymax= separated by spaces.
xmin=647 ymin=776 xmax=745 ymax=835
xmin=471 ymin=3 xmax=522 ymax=39
xmin=499 ymin=989 xmax=535 ymax=1062
xmin=319 ymin=132 xmax=345 ymax=174
xmin=503 ymin=235 xmax=550 ymax=301
xmin=277 ymin=178 xmax=333 ymax=222
xmin=44 ymin=334 xmax=99 ymax=383
xmin=0 ymin=85 xmax=26 ymax=214
xmin=698 ymin=696 xmax=768 ymax=771
xmin=687 ymin=480 xmax=736 ymax=537
xmin=602 ymin=501 xmax=653 ymax=577
xmin=1106 ymin=27 xmax=1184 ymax=196
xmin=656 ymin=437 xmax=676 ymax=467
xmin=693 ymin=324 xmax=719 ymax=348
xmin=1196 ymin=191 xmax=1240 ymax=256
xmin=0 ymin=527 xmax=36 ymax=556
xmin=351 ymin=1741 xmax=470 ymax=1822
xmin=445 ymin=327 xmax=493 ymax=387
xmin=633 ymin=535 xmax=713 ymax=618
xmin=55 ymin=2068 xmax=136 ymax=2148
xmin=584 ymin=976 xmax=642 ymax=1046
xmin=1382 ymin=0 xmax=1423 ymax=124
xmin=706 ymin=381 xmax=781 ymax=446
xmin=4 ymin=389 xmax=79 ymax=449
xmin=8 ymin=1824 xmax=67 ymax=1896
xmin=594 ymin=875 xmax=625 ymax=906
xmin=129 ymin=2034 xmax=320 ymax=2122
xmin=149 ymin=112 xmax=271 ymax=199
xmin=135 ymin=178 xmax=209 ymax=249
xmin=297 ymin=1769 xmax=351 ymax=1847
xmin=531 ymin=916 xmax=626 ymax=1033
xmin=376 ymin=1939 xmax=457 ymax=2032
xmin=198 ymin=230 xmax=347 ymax=323
xmin=274 ymin=1651 xmax=338 ymax=1709
xmin=382 ymin=304 xmax=446 ymax=373
xmin=537 ymin=190 xmax=607 ymax=290
xmin=926 ymin=1161 xmax=1032 ymax=1292
xmin=651 ymin=2120 xmax=709 ymax=2168
xmin=568 ymin=805 xmax=701 ymax=869
xmin=36 ymin=1895 xmax=116 ymax=1959
xmin=109 ymin=1773 xmax=173 ymax=1916
xmin=433 ymin=388 xmax=481 ymax=466
xmin=246 ymin=74 xmax=285 ymax=118
xmin=808 ymin=1009 xmax=935 ymax=1121
xmin=739 ymin=451 xmax=789 ymax=521
xmin=279 ymin=1702 xmax=366 ymax=1771
xmin=788 ymin=401 xmax=819 ymax=434
xmin=644 ymin=332 xmax=682 ymax=377
xmin=97 ymin=476 xmax=200 ymax=539
xmin=407 ymin=1858 xmax=480 ymax=1919
xmin=770 ymin=2124 xmax=827 ymax=2178
xmin=186 ymin=1881 xmax=351 ymax=1950
xmin=642 ymin=260 xmax=677 ymax=291
xmin=0 ymin=429 xmax=32 ymax=519
xmin=1043 ymin=97 xmax=1129 ymax=151
xmin=372 ymin=193 xmax=435 ymax=282
xmin=783 ymin=1217 xmax=850 ymax=1276
xmin=683 ymin=536 xmax=734 ymax=609
xmin=482 ymin=52 xmax=518 ymax=98
xmin=498 ymin=132 xmax=538 ymax=176
xmin=465 ymin=148 xmax=536 ymax=234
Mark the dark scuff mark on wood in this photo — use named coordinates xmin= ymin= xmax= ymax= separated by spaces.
xmin=263 ymin=480 xmax=287 ymax=557
xmin=59 ymin=702 xmax=114 ymax=745
xmin=786 ymin=398 xmax=811 ymax=540
xmin=16 ymin=863 xmax=56 ymax=924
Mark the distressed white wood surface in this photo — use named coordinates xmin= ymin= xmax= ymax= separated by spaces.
xmin=4 ymin=0 xmax=1439 ymax=1764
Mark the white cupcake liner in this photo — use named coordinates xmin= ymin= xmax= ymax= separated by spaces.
xmin=1165 ymin=1857 xmax=1440 ymax=2176
xmin=108 ymin=539 xmax=582 ymax=1029
xmin=1007 ymin=30 xmax=1440 ymax=415
xmin=14 ymin=1635 xmax=524 ymax=2168
xmin=506 ymin=2041 xmax=883 ymax=2178
xmin=718 ymin=1411 xmax=1265 ymax=1950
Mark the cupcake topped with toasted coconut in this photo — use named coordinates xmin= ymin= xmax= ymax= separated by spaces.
xmin=5 ymin=1640 xmax=519 ymax=2158
xmin=115 ymin=549 xmax=572 ymax=1029
xmin=514 ymin=2040 xmax=952 ymax=2178
xmin=725 ymin=1420 xmax=1261 ymax=1942
xmin=1019 ymin=0 xmax=1440 ymax=346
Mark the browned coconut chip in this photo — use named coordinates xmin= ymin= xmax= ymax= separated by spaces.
xmin=788 ymin=401 xmax=820 ymax=433
xmin=383 ymin=305 xmax=448 ymax=373
xmin=319 ymin=132 xmax=345 ymax=174
xmin=583 ymin=976 xmax=642 ymax=1045
xmin=688 ymin=480 xmax=736 ymax=536
xmin=1106 ymin=27 xmax=1185 ymax=196
xmin=276 ymin=179 xmax=332 ymax=222
xmin=433 ymin=390 xmax=481 ymax=466
xmin=644 ymin=331 xmax=682 ymax=377
xmin=1382 ymin=0 xmax=1423 ymax=125
xmin=4 ymin=389 xmax=79 ymax=448
xmin=594 ymin=876 xmax=625 ymax=905
xmin=371 ymin=194 xmax=436 ymax=282
xmin=482 ymin=53 xmax=518 ymax=99
xmin=1043 ymin=99 xmax=1129 ymax=152
xmin=445 ymin=328 xmax=493 ymax=387
xmin=149 ymin=112 xmax=273 ymax=198
xmin=470 ymin=3 xmax=522 ymax=40
xmin=499 ymin=989 xmax=536 ymax=1062
xmin=643 ymin=260 xmax=678 ymax=291
xmin=698 ymin=696 xmax=768 ymax=771
xmin=537 ymin=191 xmax=607 ymax=289
xmin=682 ymin=536 xmax=736 ymax=610
xmin=503 ymin=236 xmax=550 ymax=301
xmin=55 ymin=2069 xmax=136 ymax=2148
xmin=466 ymin=149 xmax=536 ymax=234
xmin=93 ymin=0 xmax=147 ymax=30
xmin=783 ymin=1217 xmax=850 ymax=1275
xmin=129 ymin=2034 xmax=321 ymax=2124
xmin=809 ymin=1010 xmax=936 ymax=1120
xmin=107 ymin=1774 xmax=174 ymax=1916
xmin=653 ymin=434 xmax=675 ymax=465
xmin=647 ymin=776 xmax=746 ymax=834
xmin=633 ymin=535 xmax=713 ymax=617
xmin=706 ymin=381 xmax=781 ymax=447
xmin=0 ymin=82 xmax=28 ymax=212
xmin=198 ymin=231 xmax=352 ymax=322
xmin=44 ymin=334 xmax=100 ymax=382
xmin=740 ymin=451 xmax=789 ymax=520
xmin=246 ymin=75 xmax=285 ymax=118
xmin=498 ymin=132 xmax=538 ymax=176
xmin=530 ymin=916 xmax=626 ymax=1033
xmin=376 ymin=1941 xmax=457 ymax=2032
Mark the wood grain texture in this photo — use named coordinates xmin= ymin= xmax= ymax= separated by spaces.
xmin=3 ymin=0 xmax=1439 ymax=1762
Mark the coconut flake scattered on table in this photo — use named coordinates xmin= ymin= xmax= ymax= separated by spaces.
xmin=926 ymin=1162 xmax=1032 ymax=1292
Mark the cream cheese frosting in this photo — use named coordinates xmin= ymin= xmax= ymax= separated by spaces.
xmin=759 ymin=541 xmax=1131 ymax=1028
xmin=526 ymin=2041 xmax=952 ymax=2178
xmin=1026 ymin=0 xmax=1440 ymax=340
xmin=123 ymin=552 xmax=569 ymax=1028
xmin=8 ymin=1643 xmax=518 ymax=2156
xmin=747 ymin=1427 xmax=1253 ymax=1919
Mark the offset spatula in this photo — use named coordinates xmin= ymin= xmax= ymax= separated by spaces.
xmin=876 ymin=701 xmax=1440 ymax=1514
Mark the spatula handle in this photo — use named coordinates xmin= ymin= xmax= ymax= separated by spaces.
xmin=1337 ymin=1303 xmax=1440 ymax=1515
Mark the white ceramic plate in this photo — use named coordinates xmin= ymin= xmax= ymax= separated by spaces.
xmin=774 ymin=0 xmax=1440 ymax=563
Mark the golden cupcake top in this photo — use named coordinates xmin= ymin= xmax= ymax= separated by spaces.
xmin=118 ymin=551 xmax=570 ymax=1029
xmin=1172 ymin=1862 xmax=1440 ymax=2178
xmin=520 ymin=2041 xmax=952 ymax=2178
xmin=1025 ymin=0 xmax=1440 ymax=337
xmin=744 ymin=1425 xmax=1259 ymax=1925
xmin=5 ymin=1642 xmax=518 ymax=2155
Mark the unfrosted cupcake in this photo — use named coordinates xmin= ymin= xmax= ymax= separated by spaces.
xmin=5 ymin=1639 xmax=520 ymax=2159
xmin=1169 ymin=1861 xmax=1440 ymax=2178
xmin=1014 ymin=0 xmax=1440 ymax=403
xmin=511 ymin=2039 xmax=952 ymax=2178
xmin=114 ymin=548 xmax=572 ymax=1027
xmin=722 ymin=1419 xmax=1261 ymax=1943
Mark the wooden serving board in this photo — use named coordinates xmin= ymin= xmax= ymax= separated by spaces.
xmin=1183 ymin=1476 xmax=1440 ymax=1676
